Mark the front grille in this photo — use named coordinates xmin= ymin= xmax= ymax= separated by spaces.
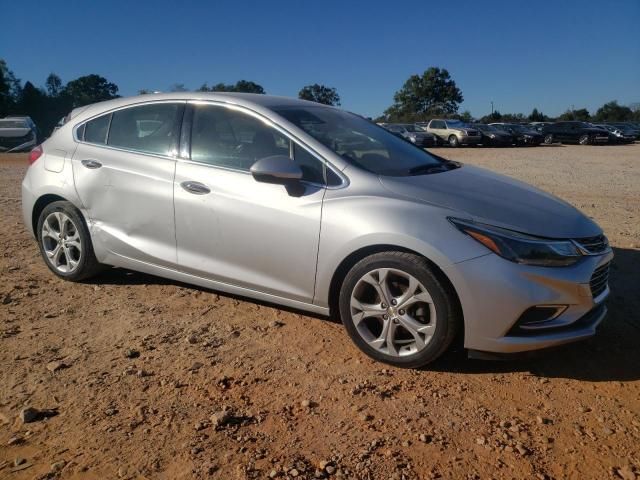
xmin=575 ymin=234 xmax=609 ymax=254
xmin=590 ymin=262 xmax=610 ymax=298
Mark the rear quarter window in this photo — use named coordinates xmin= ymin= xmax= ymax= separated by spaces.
xmin=83 ymin=114 xmax=111 ymax=144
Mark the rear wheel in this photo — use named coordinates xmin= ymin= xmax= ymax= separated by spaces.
xmin=578 ymin=134 xmax=590 ymax=145
xmin=36 ymin=201 xmax=102 ymax=281
xmin=448 ymin=135 xmax=460 ymax=147
xmin=338 ymin=252 xmax=460 ymax=368
xmin=544 ymin=133 xmax=554 ymax=144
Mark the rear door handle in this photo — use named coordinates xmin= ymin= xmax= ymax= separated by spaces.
xmin=181 ymin=181 xmax=211 ymax=195
xmin=81 ymin=159 xmax=102 ymax=169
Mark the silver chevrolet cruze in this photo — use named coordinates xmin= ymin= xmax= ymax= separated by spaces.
xmin=21 ymin=93 xmax=613 ymax=368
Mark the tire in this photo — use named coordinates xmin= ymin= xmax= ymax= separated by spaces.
xmin=544 ymin=133 xmax=554 ymax=145
xmin=578 ymin=134 xmax=590 ymax=145
xmin=338 ymin=251 xmax=461 ymax=368
xmin=448 ymin=135 xmax=460 ymax=147
xmin=36 ymin=201 xmax=103 ymax=281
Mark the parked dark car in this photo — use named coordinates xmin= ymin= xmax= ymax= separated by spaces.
xmin=472 ymin=124 xmax=514 ymax=146
xmin=382 ymin=123 xmax=437 ymax=147
xmin=606 ymin=122 xmax=640 ymax=140
xmin=593 ymin=124 xmax=636 ymax=144
xmin=541 ymin=121 xmax=610 ymax=145
xmin=0 ymin=117 xmax=39 ymax=152
xmin=527 ymin=122 xmax=553 ymax=133
xmin=489 ymin=123 xmax=544 ymax=146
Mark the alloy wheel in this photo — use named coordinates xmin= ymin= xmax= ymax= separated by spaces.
xmin=349 ymin=268 xmax=437 ymax=357
xmin=41 ymin=211 xmax=82 ymax=273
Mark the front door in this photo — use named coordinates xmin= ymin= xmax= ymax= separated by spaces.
xmin=173 ymin=103 xmax=326 ymax=303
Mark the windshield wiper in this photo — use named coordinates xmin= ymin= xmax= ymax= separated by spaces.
xmin=408 ymin=160 xmax=460 ymax=175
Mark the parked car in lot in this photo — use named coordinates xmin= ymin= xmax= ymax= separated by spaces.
xmin=425 ymin=119 xmax=481 ymax=147
xmin=0 ymin=117 xmax=39 ymax=152
xmin=489 ymin=123 xmax=544 ymax=146
xmin=606 ymin=122 xmax=640 ymax=140
xmin=22 ymin=93 xmax=613 ymax=368
xmin=592 ymin=124 xmax=636 ymax=144
xmin=541 ymin=121 xmax=610 ymax=145
xmin=382 ymin=123 xmax=436 ymax=147
xmin=471 ymin=124 xmax=514 ymax=146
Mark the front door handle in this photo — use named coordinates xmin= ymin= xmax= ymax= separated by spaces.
xmin=181 ymin=181 xmax=211 ymax=195
xmin=81 ymin=159 xmax=102 ymax=169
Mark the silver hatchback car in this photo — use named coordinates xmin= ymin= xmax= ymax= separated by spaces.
xmin=22 ymin=93 xmax=613 ymax=368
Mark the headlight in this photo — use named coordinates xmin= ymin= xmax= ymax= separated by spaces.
xmin=409 ymin=135 xmax=417 ymax=142
xmin=489 ymin=134 xmax=496 ymax=138
xmin=524 ymin=134 xmax=533 ymax=139
xmin=449 ymin=218 xmax=582 ymax=267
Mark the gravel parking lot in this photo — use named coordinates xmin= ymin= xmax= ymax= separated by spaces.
xmin=1 ymin=144 xmax=639 ymax=480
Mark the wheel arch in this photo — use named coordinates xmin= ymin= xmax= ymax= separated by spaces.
xmin=327 ymin=244 xmax=463 ymax=330
xmin=32 ymin=194 xmax=70 ymax=235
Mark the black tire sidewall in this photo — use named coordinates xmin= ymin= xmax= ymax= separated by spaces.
xmin=338 ymin=253 xmax=456 ymax=368
xmin=36 ymin=201 xmax=96 ymax=281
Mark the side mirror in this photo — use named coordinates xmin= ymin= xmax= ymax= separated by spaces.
xmin=250 ymin=155 xmax=303 ymax=184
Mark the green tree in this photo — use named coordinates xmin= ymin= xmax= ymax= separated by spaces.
xmin=478 ymin=110 xmax=502 ymax=124
xmin=169 ymin=83 xmax=188 ymax=92
xmin=198 ymin=80 xmax=265 ymax=94
xmin=384 ymin=67 xmax=463 ymax=122
xmin=457 ymin=110 xmax=474 ymax=123
xmin=17 ymin=81 xmax=47 ymax=129
xmin=298 ymin=84 xmax=341 ymax=106
xmin=593 ymin=101 xmax=633 ymax=122
xmin=558 ymin=108 xmax=590 ymax=121
xmin=64 ymin=74 xmax=119 ymax=108
xmin=0 ymin=59 xmax=21 ymax=116
xmin=45 ymin=73 xmax=62 ymax=97
xmin=528 ymin=108 xmax=546 ymax=122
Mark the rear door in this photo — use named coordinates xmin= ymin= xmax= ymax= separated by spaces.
xmin=173 ymin=102 xmax=328 ymax=303
xmin=72 ymin=101 xmax=184 ymax=267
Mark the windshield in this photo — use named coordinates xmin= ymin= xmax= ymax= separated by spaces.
xmin=474 ymin=124 xmax=497 ymax=132
xmin=445 ymin=120 xmax=470 ymax=128
xmin=0 ymin=120 xmax=28 ymax=128
xmin=273 ymin=106 xmax=447 ymax=176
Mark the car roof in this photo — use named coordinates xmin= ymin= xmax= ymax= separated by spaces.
xmin=67 ymin=92 xmax=334 ymax=125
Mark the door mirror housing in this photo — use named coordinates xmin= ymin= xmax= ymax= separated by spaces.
xmin=250 ymin=155 xmax=303 ymax=184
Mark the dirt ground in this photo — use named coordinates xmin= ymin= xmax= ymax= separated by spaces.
xmin=1 ymin=144 xmax=639 ymax=480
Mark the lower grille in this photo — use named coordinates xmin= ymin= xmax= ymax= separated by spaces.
xmin=590 ymin=262 xmax=610 ymax=298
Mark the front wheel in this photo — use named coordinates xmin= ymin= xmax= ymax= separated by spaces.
xmin=578 ymin=134 xmax=590 ymax=145
xmin=338 ymin=252 xmax=460 ymax=368
xmin=544 ymin=133 xmax=554 ymax=144
xmin=448 ymin=135 xmax=460 ymax=147
xmin=36 ymin=201 xmax=103 ymax=281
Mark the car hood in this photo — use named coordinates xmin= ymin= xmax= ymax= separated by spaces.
xmin=0 ymin=127 xmax=31 ymax=138
xmin=379 ymin=165 xmax=601 ymax=238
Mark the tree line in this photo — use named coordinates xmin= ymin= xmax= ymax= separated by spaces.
xmin=376 ymin=66 xmax=640 ymax=125
xmin=1 ymin=57 xmax=637 ymax=138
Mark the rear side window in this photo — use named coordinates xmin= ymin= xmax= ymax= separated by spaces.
xmin=430 ymin=120 xmax=444 ymax=129
xmin=107 ymin=103 xmax=183 ymax=156
xmin=83 ymin=114 xmax=111 ymax=144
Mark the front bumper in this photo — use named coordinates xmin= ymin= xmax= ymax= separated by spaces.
xmin=444 ymin=249 xmax=613 ymax=354
xmin=459 ymin=135 xmax=482 ymax=145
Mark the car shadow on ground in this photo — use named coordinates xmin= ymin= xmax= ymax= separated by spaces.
xmin=430 ymin=246 xmax=640 ymax=382
xmin=88 ymin=247 xmax=640 ymax=382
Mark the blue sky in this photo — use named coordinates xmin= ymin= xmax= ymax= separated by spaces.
xmin=2 ymin=0 xmax=638 ymax=118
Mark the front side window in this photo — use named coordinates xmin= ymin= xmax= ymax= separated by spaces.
xmin=107 ymin=103 xmax=182 ymax=155
xmin=274 ymin=106 xmax=445 ymax=177
xmin=190 ymin=104 xmax=291 ymax=171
